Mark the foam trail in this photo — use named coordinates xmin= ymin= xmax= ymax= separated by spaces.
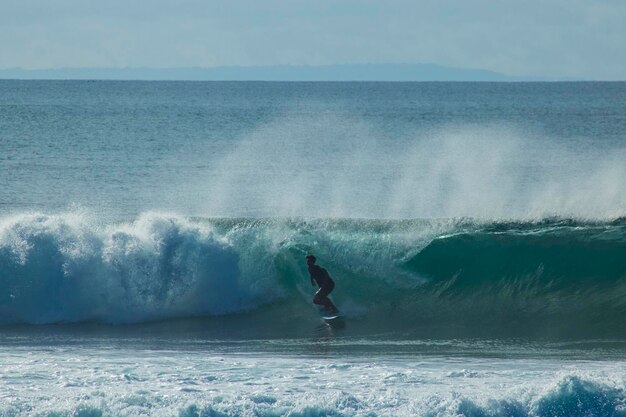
xmin=2 ymin=351 xmax=626 ymax=417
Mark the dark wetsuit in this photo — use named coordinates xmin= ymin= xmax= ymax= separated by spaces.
xmin=308 ymin=264 xmax=335 ymax=299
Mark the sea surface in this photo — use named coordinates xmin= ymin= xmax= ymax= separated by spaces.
xmin=1 ymin=80 xmax=625 ymax=416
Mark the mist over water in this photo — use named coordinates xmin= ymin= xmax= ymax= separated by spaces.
xmin=191 ymin=115 xmax=626 ymax=219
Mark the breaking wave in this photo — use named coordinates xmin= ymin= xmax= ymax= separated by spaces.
xmin=1 ymin=211 xmax=625 ymax=338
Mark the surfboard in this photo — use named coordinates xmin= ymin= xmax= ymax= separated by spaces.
xmin=318 ymin=309 xmax=344 ymax=325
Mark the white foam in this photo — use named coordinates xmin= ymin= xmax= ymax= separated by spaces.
xmin=0 ymin=211 xmax=271 ymax=324
xmin=1 ymin=344 xmax=624 ymax=417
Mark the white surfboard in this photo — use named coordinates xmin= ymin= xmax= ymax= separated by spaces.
xmin=318 ymin=309 xmax=344 ymax=324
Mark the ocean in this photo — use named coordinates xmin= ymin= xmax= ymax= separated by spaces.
xmin=1 ymin=80 xmax=625 ymax=416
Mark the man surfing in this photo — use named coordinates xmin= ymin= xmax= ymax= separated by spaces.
xmin=306 ymin=254 xmax=338 ymax=314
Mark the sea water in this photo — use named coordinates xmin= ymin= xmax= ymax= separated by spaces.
xmin=1 ymin=80 xmax=626 ymax=416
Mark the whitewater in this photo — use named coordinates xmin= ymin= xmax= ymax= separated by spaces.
xmin=1 ymin=80 xmax=626 ymax=416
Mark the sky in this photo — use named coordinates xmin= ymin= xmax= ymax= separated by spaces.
xmin=1 ymin=0 xmax=625 ymax=80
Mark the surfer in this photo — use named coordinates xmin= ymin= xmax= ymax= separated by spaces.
xmin=306 ymin=254 xmax=338 ymax=313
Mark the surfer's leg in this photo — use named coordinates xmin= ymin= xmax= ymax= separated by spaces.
xmin=314 ymin=295 xmax=334 ymax=311
xmin=324 ymin=298 xmax=338 ymax=313
xmin=316 ymin=283 xmax=337 ymax=312
xmin=313 ymin=289 xmax=325 ymax=305
xmin=314 ymin=293 xmax=334 ymax=312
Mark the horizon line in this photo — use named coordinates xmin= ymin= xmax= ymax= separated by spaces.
xmin=0 ymin=63 xmax=585 ymax=82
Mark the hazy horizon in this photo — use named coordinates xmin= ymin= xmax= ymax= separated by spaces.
xmin=0 ymin=63 xmax=534 ymax=81
xmin=1 ymin=0 xmax=625 ymax=81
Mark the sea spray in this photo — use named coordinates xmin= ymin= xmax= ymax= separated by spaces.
xmin=191 ymin=116 xmax=626 ymax=220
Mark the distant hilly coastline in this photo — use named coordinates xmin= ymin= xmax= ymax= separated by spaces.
xmin=0 ymin=63 xmax=546 ymax=81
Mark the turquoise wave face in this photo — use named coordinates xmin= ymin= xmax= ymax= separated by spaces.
xmin=1 ymin=212 xmax=625 ymax=338
xmin=406 ymin=220 xmax=626 ymax=284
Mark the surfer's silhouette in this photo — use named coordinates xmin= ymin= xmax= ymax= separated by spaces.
xmin=306 ymin=254 xmax=338 ymax=313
